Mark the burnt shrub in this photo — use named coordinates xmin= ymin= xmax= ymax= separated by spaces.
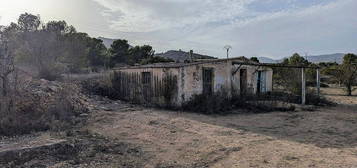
xmin=181 ymin=90 xmax=334 ymax=114
xmin=254 ymin=91 xmax=333 ymax=106
xmin=38 ymin=65 xmax=64 ymax=81
xmin=182 ymin=91 xmax=232 ymax=114
xmin=81 ymin=76 xmax=120 ymax=100
xmin=306 ymin=91 xmax=334 ymax=106
xmin=182 ymin=91 xmax=296 ymax=114
xmin=232 ymin=93 xmax=296 ymax=113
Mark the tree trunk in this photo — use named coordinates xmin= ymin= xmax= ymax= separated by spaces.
xmin=346 ymin=83 xmax=352 ymax=96
xmin=1 ymin=77 xmax=7 ymax=97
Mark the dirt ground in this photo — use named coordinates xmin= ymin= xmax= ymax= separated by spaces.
xmin=83 ymin=87 xmax=357 ymax=168
xmin=321 ymin=87 xmax=357 ymax=105
xmin=1 ymin=87 xmax=357 ymax=167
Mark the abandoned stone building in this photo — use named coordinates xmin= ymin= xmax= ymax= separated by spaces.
xmin=113 ymin=57 xmax=273 ymax=106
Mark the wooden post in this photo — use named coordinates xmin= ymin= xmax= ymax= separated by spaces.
xmin=316 ymin=68 xmax=320 ymax=97
xmin=302 ymin=68 xmax=306 ymax=105
xmin=227 ymin=59 xmax=232 ymax=98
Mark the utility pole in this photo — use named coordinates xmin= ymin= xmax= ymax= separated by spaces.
xmin=317 ymin=68 xmax=320 ymax=97
xmin=302 ymin=68 xmax=306 ymax=105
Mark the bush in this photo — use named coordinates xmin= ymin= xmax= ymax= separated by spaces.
xmin=38 ymin=65 xmax=63 ymax=81
xmin=181 ymin=89 xmax=333 ymax=115
xmin=182 ymin=91 xmax=232 ymax=114
xmin=81 ymin=76 xmax=119 ymax=99
xmin=306 ymin=91 xmax=334 ymax=106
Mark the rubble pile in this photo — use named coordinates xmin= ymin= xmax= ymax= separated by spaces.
xmin=24 ymin=79 xmax=89 ymax=115
xmin=0 ymin=78 xmax=90 ymax=136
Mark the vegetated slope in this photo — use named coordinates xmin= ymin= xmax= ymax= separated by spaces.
xmin=155 ymin=50 xmax=217 ymax=62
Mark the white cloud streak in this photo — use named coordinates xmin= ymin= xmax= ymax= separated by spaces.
xmin=91 ymin=0 xmax=255 ymax=32
xmin=93 ymin=0 xmax=357 ymax=58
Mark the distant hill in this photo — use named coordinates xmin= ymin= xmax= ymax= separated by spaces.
xmin=258 ymin=53 xmax=345 ymax=64
xmin=305 ymin=53 xmax=344 ymax=63
xmin=155 ymin=50 xmax=217 ymax=62
xmin=257 ymin=57 xmax=279 ymax=63
xmin=97 ymin=37 xmax=119 ymax=48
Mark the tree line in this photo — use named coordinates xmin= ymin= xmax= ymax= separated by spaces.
xmin=0 ymin=13 xmax=172 ymax=80
xmin=273 ymin=53 xmax=357 ymax=96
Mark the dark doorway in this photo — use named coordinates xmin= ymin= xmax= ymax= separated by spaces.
xmin=240 ymin=69 xmax=247 ymax=95
xmin=257 ymin=71 xmax=262 ymax=94
xmin=256 ymin=71 xmax=267 ymax=94
xmin=202 ymin=68 xmax=214 ymax=95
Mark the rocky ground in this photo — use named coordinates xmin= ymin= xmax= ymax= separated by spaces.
xmin=0 ymin=86 xmax=357 ymax=167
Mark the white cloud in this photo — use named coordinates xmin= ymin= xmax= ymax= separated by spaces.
xmin=91 ymin=0 xmax=254 ymax=32
xmin=98 ymin=0 xmax=357 ymax=58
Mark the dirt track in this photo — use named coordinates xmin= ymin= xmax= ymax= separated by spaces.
xmin=86 ymin=97 xmax=357 ymax=168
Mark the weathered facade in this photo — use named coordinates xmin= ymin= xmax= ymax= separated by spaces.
xmin=114 ymin=57 xmax=273 ymax=106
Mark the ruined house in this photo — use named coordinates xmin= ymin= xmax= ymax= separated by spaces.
xmin=113 ymin=57 xmax=273 ymax=106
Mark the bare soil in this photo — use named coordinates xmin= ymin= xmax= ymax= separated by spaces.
xmin=86 ymin=100 xmax=357 ymax=168
xmin=1 ymin=87 xmax=357 ymax=167
xmin=321 ymin=87 xmax=357 ymax=105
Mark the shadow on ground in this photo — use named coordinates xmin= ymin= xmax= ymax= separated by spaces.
xmin=181 ymin=105 xmax=357 ymax=149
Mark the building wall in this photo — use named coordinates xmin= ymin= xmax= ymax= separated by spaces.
xmin=178 ymin=61 xmax=274 ymax=103
xmin=115 ymin=60 xmax=273 ymax=106
xmin=233 ymin=65 xmax=273 ymax=94
xmin=177 ymin=61 xmax=231 ymax=103
xmin=116 ymin=67 xmax=181 ymax=106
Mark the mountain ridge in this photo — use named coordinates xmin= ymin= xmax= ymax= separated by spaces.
xmin=258 ymin=53 xmax=345 ymax=64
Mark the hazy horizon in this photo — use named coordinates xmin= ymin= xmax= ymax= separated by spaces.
xmin=1 ymin=0 xmax=356 ymax=59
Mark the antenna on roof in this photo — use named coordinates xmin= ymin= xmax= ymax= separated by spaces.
xmin=224 ymin=45 xmax=232 ymax=59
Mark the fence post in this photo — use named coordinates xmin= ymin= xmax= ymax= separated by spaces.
xmin=316 ymin=68 xmax=320 ymax=97
xmin=302 ymin=68 xmax=306 ymax=105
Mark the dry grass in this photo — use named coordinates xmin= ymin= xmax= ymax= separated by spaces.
xmin=1 ymin=86 xmax=357 ymax=167
xmin=84 ymin=97 xmax=357 ymax=168
xmin=321 ymin=87 xmax=357 ymax=105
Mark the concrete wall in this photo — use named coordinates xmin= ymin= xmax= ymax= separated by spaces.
xmin=177 ymin=61 xmax=232 ymax=103
xmin=177 ymin=61 xmax=273 ymax=103
xmin=116 ymin=61 xmax=273 ymax=106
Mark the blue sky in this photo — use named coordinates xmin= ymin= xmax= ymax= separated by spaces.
xmin=0 ymin=0 xmax=356 ymax=59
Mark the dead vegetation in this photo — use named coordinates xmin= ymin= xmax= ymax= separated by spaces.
xmin=0 ymin=79 xmax=88 ymax=136
xmin=85 ymin=95 xmax=357 ymax=168
xmin=181 ymin=90 xmax=332 ymax=114
xmin=0 ymin=131 xmax=150 ymax=168
xmin=0 ymin=79 xmax=356 ymax=167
